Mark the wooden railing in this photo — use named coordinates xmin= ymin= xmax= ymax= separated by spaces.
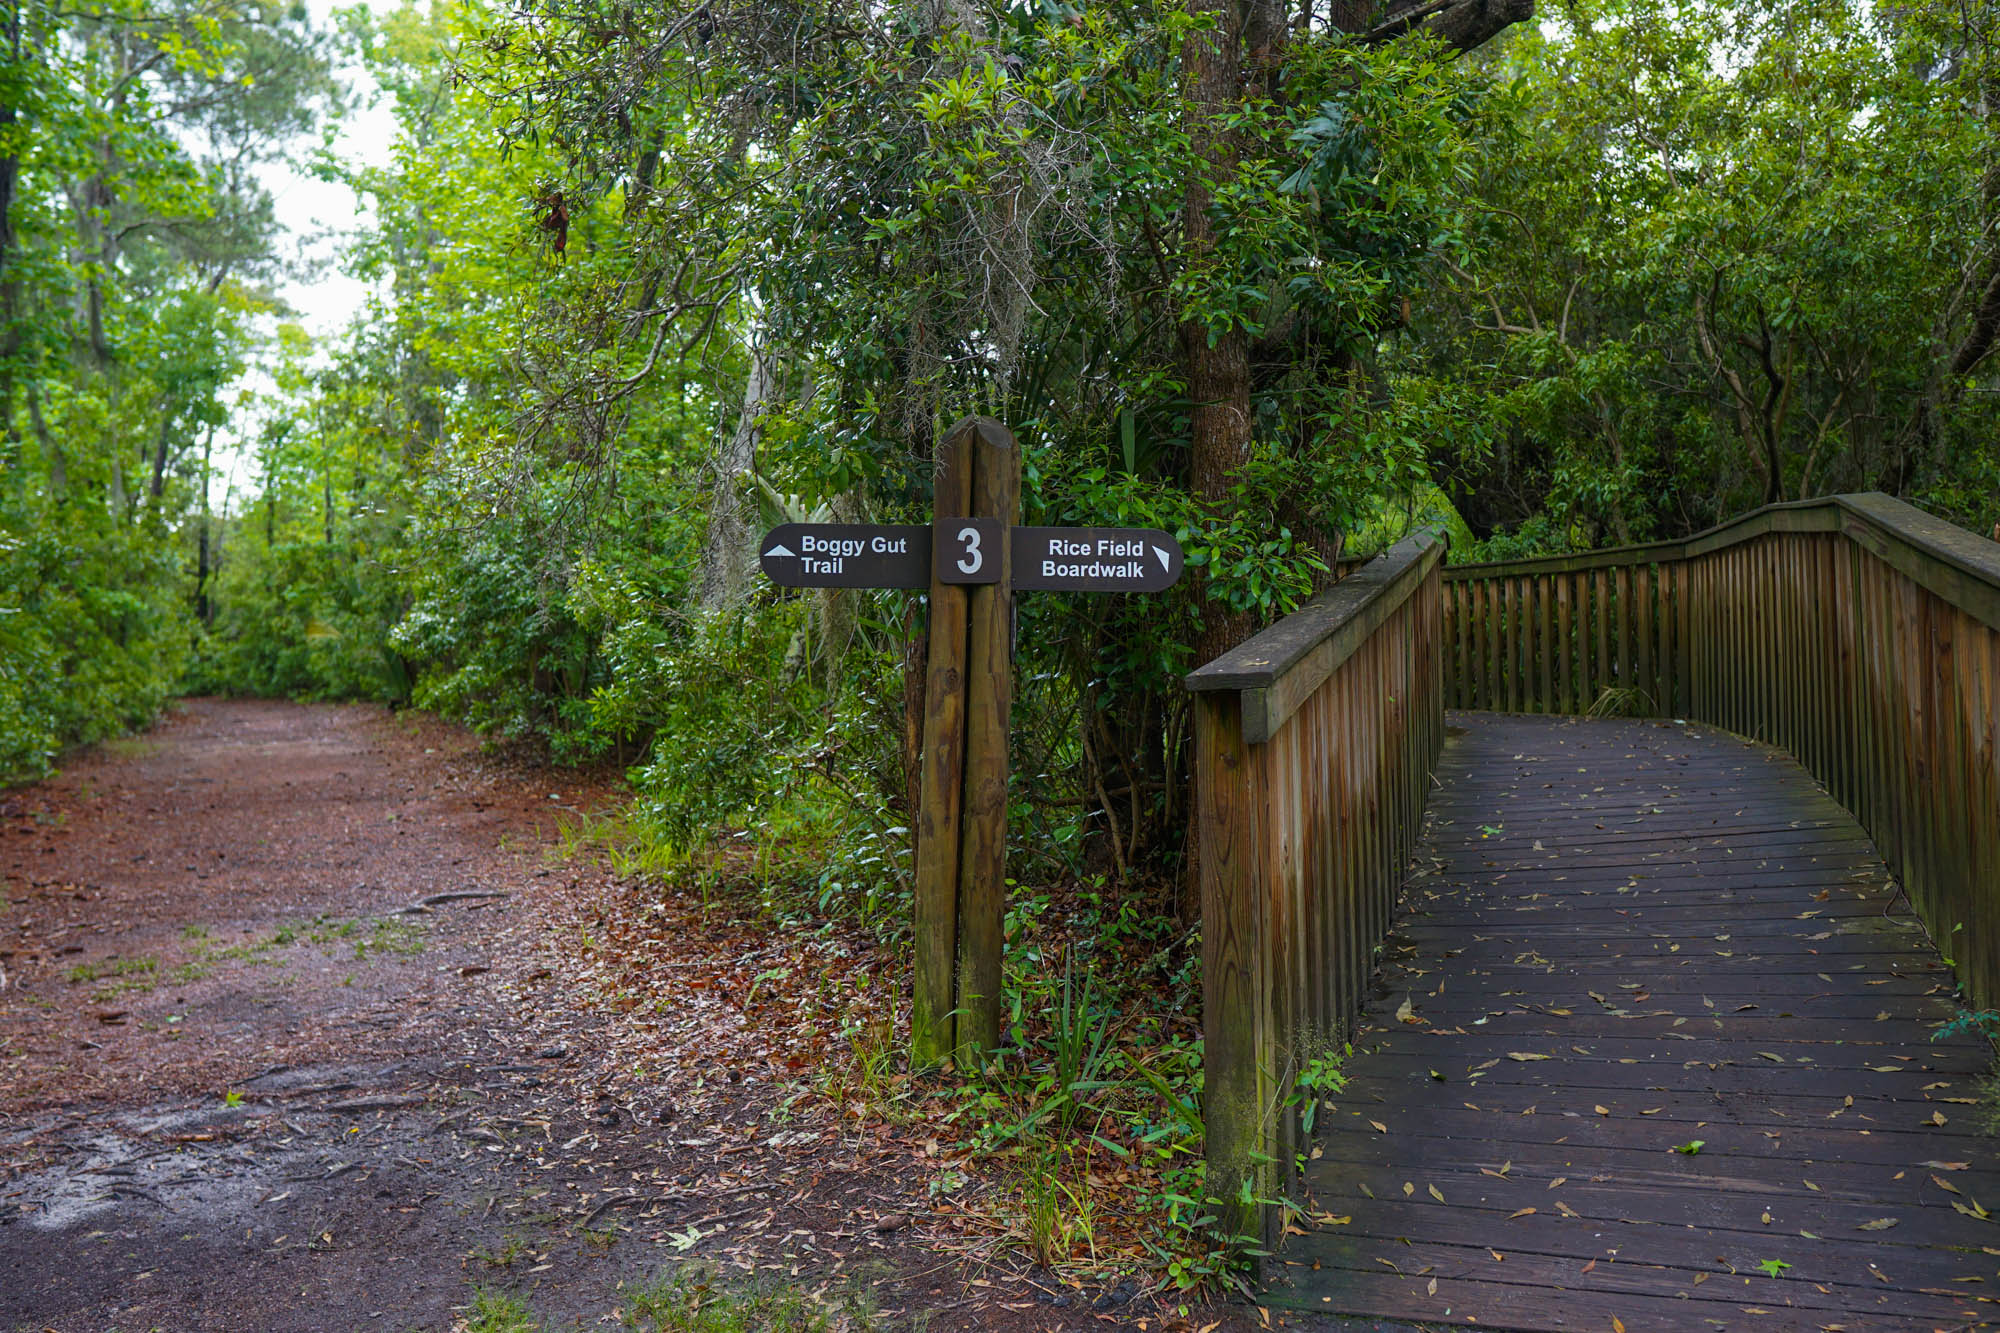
xmin=1443 ymin=494 xmax=2000 ymax=1007
xmin=1185 ymin=533 xmax=1447 ymax=1244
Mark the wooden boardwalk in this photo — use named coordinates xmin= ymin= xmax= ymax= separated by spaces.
xmin=1274 ymin=714 xmax=2000 ymax=1331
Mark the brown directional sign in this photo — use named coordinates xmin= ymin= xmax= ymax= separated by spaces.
xmin=1011 ymin=526 xmax=1184 ymax=592
xmin=759 ymin=523 xmax=930 ymax=588
xmin=759 ymin=522 xmax=1182 ymax=592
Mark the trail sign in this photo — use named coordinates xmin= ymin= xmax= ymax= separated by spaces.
xmin=759 ymin=523 xmax=929 ymax=589
xmin=1012 ymin=526 xmax=1183 ymax=592
xmin=759 ymin=520 xmax=1183 ymax=594
xmin=755 ymin=420 xmax=1189 ymax=1073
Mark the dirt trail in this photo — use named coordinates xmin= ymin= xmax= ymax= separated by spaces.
xmin=0 ymin=699 xmax=643 ymax=1332
xmin=0 ymin=700 xmax=1270 ymax=1333
xmin=0 ymin=699 xmax=583 ymax=1111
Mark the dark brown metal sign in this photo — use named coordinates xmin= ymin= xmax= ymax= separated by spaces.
xmin=758 ymin=523 xmax=930 ymax=588
xmin=759 ymin=522 xmax=1183 ymax=593
xmin=1011 ymin=526 xmax=1184 ymax=592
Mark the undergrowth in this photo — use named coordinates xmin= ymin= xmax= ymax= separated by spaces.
xmin=560 ymin=783 xmax=1298 ymax=1298
xmin=458 ymin=1267 xmax=876 ymax=1332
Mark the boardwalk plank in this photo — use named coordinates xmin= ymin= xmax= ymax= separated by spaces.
xmin=1284 ymin=715 xmax=2000 ymax=1332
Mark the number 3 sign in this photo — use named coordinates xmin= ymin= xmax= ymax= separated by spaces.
xmin=935 ymin=518 xmax=1002 ymax=585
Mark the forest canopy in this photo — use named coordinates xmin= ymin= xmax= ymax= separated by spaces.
xmin=3 ymin=0 xmax=1997 ymax=849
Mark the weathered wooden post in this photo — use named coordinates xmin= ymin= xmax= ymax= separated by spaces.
xmin=953 ymin=422 xmax=1019 ymax=1062
xmin=912 ymin=416 xmax=1020 ymax=1067
xmin=911 ymin=421 xmax=977 ymax=1067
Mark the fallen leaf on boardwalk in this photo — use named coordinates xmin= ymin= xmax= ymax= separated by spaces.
xmin=1508 ymin=1052 xmax=1550 ymax=1062
xmin=1922 ymin=1161 xmax=1971 ymax=1171
xmin=1403 ymin=1181 xmax=1415 ymax=1196
xmin=1369 ymin=1120 xmax=1388 ymax=1134
xmin=1759 ymin=1259 xmax=1791 ymax=1277
xmin=1426 ymin=1278 xmax=1437 ymax=1296
xmin=1869 ymin=1065 xmax=1901 ymax=1073
xmin=1951 ymin=1200 xmax=1992 ymax=1221
xmin=1428 ymin=1184 xmax=1446 ymax=1203
xmin=1581 ymin=1259 xmax=1597 ymax=1274
xmin=1594 ymin=1105 xmax=1609 ymax=1116
xmin=1759 ymin=1052 xmax=1786 ymax=1063
xmin=1612 ymin=1318 xmax=1626 ymax=1333
xmin=1932 ymin=1175 xmax=1962 ymax=1194
xmin=1761 ymin=1211 xmax=1773 ymax=1224
xmin=1549 ymin=1177 xmax=1568 ymax=1189
xmin=1932 ymin=1111 xmax=1950 ymax=1126
xmin=1489 ymin=1250 xmax=1503 ymax=1261
xmin=1856 ymin=1218 xmax=1898 ymax=1231
xmin=1314 ymin=1214 xmax=1352 ymax=1225
xmin=1396 ymin=996 xmax=1416 ymax=1024
xmin=1508 ymin=1207 xmax=1537 ymax=1219
xmin=1554 ymin=1200 xmax=1580 ymax=1218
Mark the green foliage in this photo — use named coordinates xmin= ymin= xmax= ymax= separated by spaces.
xmin=1414 ymin=0 xmax=2000 ymax=549
xmin=0 ymin=516 xmax=187 ymax=781
xmin=461 ymin=1269 xmax=876 ymax=1332
xmin=0 ymin=0 xmax=334 ymax=777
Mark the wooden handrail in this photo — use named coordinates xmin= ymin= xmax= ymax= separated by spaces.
xmin=1190 ymin=532 xmax=1446 ymax=738
xmin=1445 ymin=494 xmax=2000 ymax=630
xmin=1185 ymin=532 xmax=1447 ymax=1247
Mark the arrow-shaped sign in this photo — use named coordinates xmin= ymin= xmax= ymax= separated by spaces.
xmin=758 ymin=523 xmax=1186 ymax=593
xmin=1010 ymin=526 xmax=1185 ymax=592
xmin=758 ymin=523 xmax=931 ymax=589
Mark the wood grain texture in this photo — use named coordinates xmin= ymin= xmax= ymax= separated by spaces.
xmin=910 ymin=420 xmax=975 ymax=1067
xmin=1272 ymin=714 xmax=1999 ymax=1331
xmin=952 ymin=418 xmax=1019 ymax=1063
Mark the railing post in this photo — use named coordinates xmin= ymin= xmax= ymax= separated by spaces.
xmin=1193 ymin=688 xmax=1270 ymax=1247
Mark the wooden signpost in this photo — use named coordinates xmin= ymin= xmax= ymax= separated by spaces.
xmin=758 ymin=416 xmax=1184 ymax=1068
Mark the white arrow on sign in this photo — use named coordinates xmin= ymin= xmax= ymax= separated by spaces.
xmin=765 ymin=543 xmax=796 ymax=559
xmin=1153 ymin=546 xmax=1170 ymax=571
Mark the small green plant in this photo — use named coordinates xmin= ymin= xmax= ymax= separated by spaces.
xmin=1931 ymin=1008 xmax=2000 ymax=1044
xmin=1022 ymin=1156 xmax=1067 ymax=1267
xmin=462 ymin=1289 xmax=539 ymax=1333
xmin=65 ymin=956 xmax=156 ymax=986
xmin=468 ymin=1232 xmax=532 ymax=1269
xmin=352 ymin=918 xmax=426 ymax=959
xmin=1586 ymin=685 xmax=1653 ymax=718
xmin=1294 ymin=1045 xmax=1347 ymax=1133
xmin=1757 ymin=1258 xmax=1791 ymax=1277
xmin=224 ymin=1090 xmax=245 ymax=1108
xmin=1672 ymin=1139 xmax=1704 ymax=1155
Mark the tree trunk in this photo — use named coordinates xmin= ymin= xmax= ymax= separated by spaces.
xmin=696 ymin=342 xmax=771 ymax=612
xmin=195 ymin=430 xmax=213 ymax=623
xmin=1180 ymin=0 xmax=1256 ymax=664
